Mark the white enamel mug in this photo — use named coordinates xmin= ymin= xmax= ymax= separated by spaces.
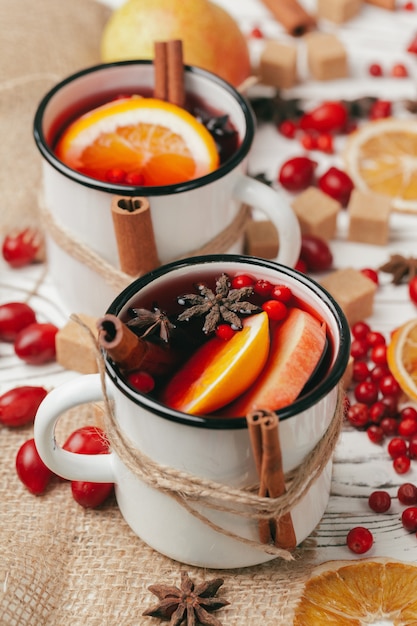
xmin=34 ymin=255 xmax=350 ymax=569
xmin=33 ymin=61 xmax=301 ymax=317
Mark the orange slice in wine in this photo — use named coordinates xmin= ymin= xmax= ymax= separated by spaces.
xmin=55 ymin=96 xmax=219 ymax=186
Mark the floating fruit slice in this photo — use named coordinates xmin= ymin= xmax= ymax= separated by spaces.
xmin=387 ymin=318 xmax=417 ymax=401
xmin=293 ymin=558 xmax=417 ymax=624
xmin=343 ymin=117 xmax=417 ymax=213
xmin=223 ymin=307 xmax=326 ymax=417
xmin=160 ymin=312 xmax=270 ymax=415
xmin=55 ymin=96 xmax=219 ymax=186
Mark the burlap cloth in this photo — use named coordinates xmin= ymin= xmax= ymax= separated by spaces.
xmin=0 ymin=1 xmax=321 ymax=623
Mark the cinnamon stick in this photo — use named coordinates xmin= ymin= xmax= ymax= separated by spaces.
xmin=111 ymin=196 xmax=160 ymax=277
xmin=97 ymin=314 xmax=179 ymax=375
xmin=153 ymin=39 xmax=185 ymax=108
xmin=246 ymin=412 xmax=272 ymax=543
xmin=154 ymin=41 xmax=168 ymax=101
xmin=260 ymin=0 xmax=316 ymax=37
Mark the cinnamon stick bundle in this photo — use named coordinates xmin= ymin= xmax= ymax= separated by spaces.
xmin=247 ymin=411 xmax=297 ymax=549
xmin=154 ymin=39 xmax=185 ymax=108
xmin=260 ymin=0 xmax=316 ymax=37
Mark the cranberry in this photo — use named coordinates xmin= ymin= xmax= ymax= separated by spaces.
xmin=398 ymin=483 xmax=417 ymax=505
xmin=400 ymin=406 xmax=417 ymax=422
xmin=278 ymin=156 xmax=317 ymax=192
xmin=404 ymin=1 xmax=415 ymax=9
xmin=63 ymin=426 xmax=110 ymax=455
xmin=350 ymin=338 xmax=368 ymax=360
xmin=300 ymin=133 xmax=317 ymax=151
xmin=379 ymin=374 xmax=401 ymax=398
xmin=387 ymin=437 xmax=408 ymax=459
xmin=262 ymin=300 xmax=288 ymax=321
xmin=369 ymin=100 xmax=392 ymax=120
xmin=368 ymin=401 xmax=386 ymax=424
xmin=299 ymin=101 xmax=349 ymax=134
xmin=354 ymin=381 xmax=379 ymax=405
xmin=351 ymin=321 xmax=371 ymax=340
xmin=402 ymin=506 xmax=417 ymax=531
xmin=366 ymin=331 xmax=385 ymax=348
xmin=318 ymin=166 xmax=354 ymax=206
xmin=408 ymin=276 xmax=417 ymax=305
xmin=299 ymin=234 xmax=333 ymax=272
xmin=316 ymin=133 xmax=334 ymax=154
xmin=370 ymin=344 xmax=387 ymax=366
xmin=278 ymin=119 xmax=297 ymax=139
xmin=409 ymin=435 xmax=417 ymax=459
xmin=407 ymin=32 xmax=417 ymax=54
xmin=398 ymin=417 xmax=417 ymax=439
xmin=393 ymin=454 xmax=411 ymax=474
xmin=294 ymin=258 xmax=308 ymax=273
xmin=0 ymin=302 xmax=37 ymax=342
xmin=253 ymin=279 xmax=273 ymax=297
xmin=367 ymin=425 xmax=385 ymax=444
xmin=347 ymin=402 xmax=369 ymax=429
xmin=346 ymin=526 xmax=373 ymax=554
xmin=352 ymin=361 xmax=369 ymax=382
xmin=2 ymin=228 xmax=44 ymax=268
xmin=381 ymin=417 xmax=398 ymax=436
xmin=14 ymin=322 xmax=58 ymax=365
xmin=370 ymin=365 xmax=390 ymax=383
xmin=15 ymin=438 xmax=54 ymax=495
xmin=125 ymin=171 xmax=145 ymax=186
xmin=71 ymin=480 xmax=113 ymax=508
xmin=250 ymin=26 xmax=264 ymax=38
xmin=0 ymin=385 xmax=48 ymax=428
xmin=368 ymin=490 xmax=391 ymax=513
xmin=271 ymin=284 xmax=293 ymax=304
xmin=105 ymin=168 xmax=127 ymax=183
xmin=369 ymin=63 xmax=383 ymax=77
xmin=391 ymin=63 xmax=408 ymax=77
xmin=361 ymin=268 xmax=379 ymax=285
xmin=381 ymin=395 xmax=399 ymax=417
xmin=127 ymin=370 xmax=156 ymax=392
xmin=231 ymin=274 xmax=254 ymax=289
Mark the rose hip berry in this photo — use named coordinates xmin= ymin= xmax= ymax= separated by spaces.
xmin=401 ymin=507 xmax=417 ymax=531
xmin=14 ymin=322 xmax=59 ymax=365
xmin=0 ymin=385 xmax=48 ymax=428
xmin=278 ymin=156 xmax=317 ymax=192
xmin=2 ymin=228 xmax=44 ymax=268
xmin=63 ymin=426 xmax=110 ymax=455
xmin=299 ymin=101 xmax=348 ymax=134
xmin=398 ymin=483 xmax=417 ymax=506
xmin=369 ymin=100 xmax=392 ymax=120
xmin=16 ymin=438 xmax=54 ymax=495
xmin=299 ymin=234 xmax=333 ymax=272
xmin=318 ymin=166 xmax=354 ymax=206
xmin=368 ymin=490 xmax=391 ymax=513
xmin=346 ymin=526 xmax=373 ymax=554
xmin=0 ymin=301 xmax=37 ymax=342
xmin=71 ymin=480 xmax=114 ymax=509
xmin=127 ymin=370 xmax=156 ymax=392
xmin=361 ymin=268 xmax=379 ymax=285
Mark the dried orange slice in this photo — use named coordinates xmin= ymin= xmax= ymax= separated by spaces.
xmin=343 ymin=117 xmax=417 ymax=213
xmin=55 ymin=96 xmax=219 ymax=186
xmin=386 ymin=318 xmax=417 ymax=401
xmin=293 ymin=558 xmax=417 ymax=625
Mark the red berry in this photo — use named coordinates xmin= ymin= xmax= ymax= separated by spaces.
xmin=278 ymin=156 xmax=317 ymax=192
xmin=380 ymin=417 xmax=398 ymax=436
xmin=262 ymin=300 xmax=288 ymax=321
xmin=231 ymin=274 xmax=254 ymax=289
xmin=300 ymin=133 xmax=317 ymax=151
xmin=367 ymin=425 xmax=385 ymax=444
xmin=366 ymin=331 xmax=386 ymax=348
xmin=278 ymin=119 xmax=297 ymax=139
xmin=370 ymin=365 xmax=390 ymax=383
xmin=318 ymin=166 xmax=354 ymax=206
xmin=393 ymin=454 xmax=411 ymax=475
xmin=409 ymin=276 xmax=417 ymax=305
xmin=2 ymin=228 xmax=44 ymax=268
xmin=347 ymin=402 xmax=369 ymax=429
xmin=407 ymin=32 xmax=417 ymax=53
xmin=71 ymin=480 xmax=113 ymax=508
xmin=350 ymin=339 xmax=369 ymax=361
xmin=398 ymin=483 xmax=417 ymax=505
xmin=381 ymin=395 xmax=399 ymax=417
xmin=354 ymin=380 xmax=379 ymax=405
xmin=369 ymin=63 xmax=383 ymax=77
xmin=391 ymin=63 xmax=408 ymax=78
xmin=368 ymin=401 xmax=386 ymax=424
xmin=404 ymin=1 xmax=415 ymax=9
xmin=400 ymin=406 xmax=417 ymax=422
xmin=250 ymin=26 xmax=264 ymax=38
xmin=352 ymin=360 xmax=369 ymax=382
xmin=15 ymin=438 xmax=53 ymax=495
xmin=253 ymin=279 xmax=273 ymax=297
xmin=409 ymin=435 xmax=417 ymax=459
xmin=294 ymin=258 xmax=308 ymax=273
xmin=379 ymin=374 xmax=401 ymax=398
xmin=0 ymin=302 xmax=37 ymax=342
xmin=299 ymin=234 xmax=333 ymax=272
xmin=398 ymin=417 xmax=417 ymax=439
xmin=346 ymin=526 xmax=373 ymax=554
xmin=369 ymin=100 xmax=392 ymax=120
xmin=351 ymin=321 xmax=371 ymax=340
xmin=14 ymin=322 xmax=58 ymax=365
xmin=63 ymin=426 xmax=110 ymax=455
xmin=214 ymin=324 xmax=236 ymax=341
xmin=105 ymin=168 xmax=126 ymax=183
xmin=401 ymin=506 xmax=417 ymax=531
xmin=368 ymin=490 xmax=391 ymax=513
xmin=299 ymin=101 xmax=349 ymax=134
xmin=316 ymin=133 xmax=334 ymax=154
xmin=361 ymin=268 xmax=379 ymax=285
xmin=271 ymin=284 xmax=293 ymax=304
xmin=0 ymin=385 xmax=48 ymax=428
xmin=387 ymin=437 xmax=408 ymax=459
xmin=127 ymin=370 xmax=156 ymax=392
xmin=125 ymin=170 xmax=145 ymax=185
xmin=370 ymin=344 xmax=387 ymax=366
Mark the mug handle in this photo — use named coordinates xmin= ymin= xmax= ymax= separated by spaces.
xmin=34 ymin=373 xmax=115 ymax=483
xmin=233 ymin=175 xmax=301 ymax=267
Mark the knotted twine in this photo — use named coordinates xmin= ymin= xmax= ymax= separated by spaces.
xmin=73 ymin=314 xmax=345 ymax=562
xmin=39 ymin=195 xmax=252 ymax=293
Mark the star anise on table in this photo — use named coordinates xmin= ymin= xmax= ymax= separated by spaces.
xmin=142 ymin=571 xmax=229 ymax=626
xmin=379 ymin=254 xmax=417 ymax=285
xmin=248 ymin=91 xmax=302 ymax=124
xmin=126 ymin=306 xmax=176 ymax=342
xmin=177 ymin=273 xmax=261 ymax=334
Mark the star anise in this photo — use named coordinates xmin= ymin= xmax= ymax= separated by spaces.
xmin=249 ymin=91 xmax=302 ymax=124
xmin=177 ymin=273 xmax=261 ymax=334
xmin=127 ymin=305 xmax=176 ymax=342
xmin=379 ymin=254 xmax=417 ymax=285
xmin=142 ymin=571 xmax=229 ymax=626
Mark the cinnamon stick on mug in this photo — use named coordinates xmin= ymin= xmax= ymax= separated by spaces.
xmin=154 ymin=39 xmax=185 ymax=108
xmin=260 ymin=0 xmax=316 ymax=36
xmin=97 ymin=314 xmax=178 ymax=376
xmin=111 ymin=196 xmax=160 ymax=277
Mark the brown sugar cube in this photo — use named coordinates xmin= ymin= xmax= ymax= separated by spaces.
xmin=56 ymin=313 xmax=99 ymax=374
xmin=305 ymin=32 xmax=348 ymax=81
xmin=347 ymin=189 xmax=391 ymax=246
xmin=291 ymin=187 xmax=340 ymax=240
xmin=317 ymin=0 xmax=363 ymax=23
xmin=320 ymin=268 xmax=377 ymax=326
xmin=259 ymin=40 xmax=298 ymax=89
xmin=364 ymin=0 xmax=395 ymax=9
xmin=244 ymin=219 xmax=279 ymax=258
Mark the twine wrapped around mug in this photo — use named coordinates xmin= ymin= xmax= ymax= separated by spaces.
xmin=38 ymin=194 xmax=252 ymax=292
xmin=73 ymin=314 xmax=345 ymax=562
